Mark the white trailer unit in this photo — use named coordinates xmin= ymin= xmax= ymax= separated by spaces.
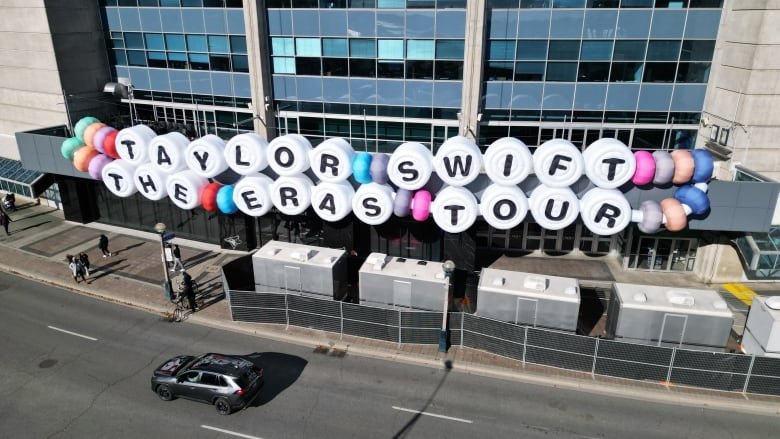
xmin=252 ymin=240 xmax=347 ymax=300
xmin=741 ymin=296 xmax=780 ymax=358
xmin=476 ymin=268 xmax=580 ymax=331
xmin=606 ymin=283 xmax=733 ymax=351
xmin=358 ymin=253 xmax=450 ymax=311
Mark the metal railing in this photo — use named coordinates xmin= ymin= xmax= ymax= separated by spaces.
xmin=226 ymin=289 xmax=780 ymax=398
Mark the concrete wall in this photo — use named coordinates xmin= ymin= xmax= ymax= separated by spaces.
xmin=699 ymin=0 xmax=780 ymax=181
xmin=0 ymin=0 xmax=110 ymax=160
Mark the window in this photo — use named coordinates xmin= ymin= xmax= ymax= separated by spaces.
xmin=578 ymin=62 xmax=609 ymax=81
xmin=127 ymin=50 xmax=147 ymax=66
xmin=187 ymin=35 xmax=208 ymax=52
xmin=271 ymin=37 xmax=294 ymax=56
xmin=148 ymin=51 xmax=167 ymax=68
xmin=350 ymin=39 xmax=376 ymax=58
xmin=646 ymin=40 xmax=681 ymax=61
xmin=546 ymin=62 xmax=577 ymax=81
xmin=293 ymin=38 xmax=319 ymax=57
xmin=548 ymin=40 xmax=580 ymax=60
xmin=680 ymin=40 xmax=715 ymax=61
xmin=182 ymin=371 xmax=200 ymax=383
xmin=488 ymin=40 xmax=515 ymax=60
xmin=189 ymin=53 xmax=210 ymax=70
xmin=273 ymin=57 xmax=295 ymax=74
xmin=407 ymin=40 xmax=435 ymax=59
xmin=166 ymin=34 xmax=186 ymax=51
xmin=486 ymin=61 xmax=513 ymax=80
xmin=436 ymin=40 xmax=464 ymax=59
xmin=323 ymin=58 xmax=349 ymax=76
xmin=514 ymin=62 xmax=545 ymax=81
xmin=200 ymin=373 xmax=220 ymax=386
xmin=516 ymin=40 xmax=548 ymax=60
xmin=232 ymin=55 xmax=249 ymax=72
xmin=613 ymin=40 xmax=646 ymax=61
xmin=580 ymin=41 xmax=613 ymax=61
xmin=378 ymin=39 xmax=404 ymax=59
xmin=609 ymin=62 xmax=643 ymax=82
xmin=350 ymin=59 xmax=376 ymax=77
xmin=406 ymin=60 xmax=433 ymax=79
xmin=676 ymin=62 xmax=709 ymax=83
xmin=378 ymin=61 xmax=404 ymax=78
xmin=230 ymin=36 xmax=247 ymax=54
xmin=125 ymin=33 xmax=145 ymax=49
xmin=323 ymin=38 xmax=348 ymax=56
xmin=643 ymin=63 xmax=676 ymax=82
xmin=296 ymin=57 xmax=321 ymax=75
xmin=144 ymin=33 xmax=165 ymax=50
xmin=209 ymin=35 xmax=230 ymax=53
xmin=168 ymin=52 xmax=187 ymax=69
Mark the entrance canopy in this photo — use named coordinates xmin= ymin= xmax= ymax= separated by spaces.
xmin=0 ymin=157 xmax=53 ymax=198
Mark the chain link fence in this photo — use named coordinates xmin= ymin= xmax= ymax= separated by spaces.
xmin=226 ymin=288 xmax=780 ymax=398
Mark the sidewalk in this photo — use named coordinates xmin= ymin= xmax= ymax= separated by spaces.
xmin=0 ymin=200 xmax=778 ymax=416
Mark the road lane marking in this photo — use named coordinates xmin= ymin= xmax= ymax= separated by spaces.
xmin=392 ymin=406 xmax=473 ymax=424
xmin=47 ymin=326 xmax=97 ymax=341
xmin=201 ymin=425 xmax=263 ymax=439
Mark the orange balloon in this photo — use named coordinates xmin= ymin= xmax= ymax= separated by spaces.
xmin=660 ymin=197 xmax=687 ymax=232
xmin=73 ymin=145 xmax=100 ymax=172
xmin=670 ymin=150 xmax=694 ymax=185
xmin=83 ymin=123 xmax=107 ymax=148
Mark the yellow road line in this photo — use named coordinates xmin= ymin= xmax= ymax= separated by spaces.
xmin=722 ymin=283 xmax=756 ymax=306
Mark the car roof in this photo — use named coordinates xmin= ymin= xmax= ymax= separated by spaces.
xmin=190 ymin=353 xmax=254 ymax=377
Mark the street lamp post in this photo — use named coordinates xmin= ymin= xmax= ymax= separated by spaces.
xmin=439 ymin=260 xmax=456 ymax=353
xmin=154 ymin=222 xmax=173 ymax=301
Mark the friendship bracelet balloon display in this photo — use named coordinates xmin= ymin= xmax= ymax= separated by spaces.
xmin=63 ymin=118 xmax=715 ymax=236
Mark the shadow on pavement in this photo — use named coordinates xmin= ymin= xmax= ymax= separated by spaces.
xmin=114 ymin=242 xmax=146 ymax=254
xmin=243 ymin=352 xmax=308 ymax=407
xmin=88 ymin=259 xmax=130 ymax=281
xmin=17 ymin=221 xmax=52 ymax=232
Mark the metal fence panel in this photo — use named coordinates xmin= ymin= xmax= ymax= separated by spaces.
xmin=462 ymin=314 xmax=526 ymax=342
xmin=342 ymin=302 xmax=398 ymax=325
xmin=229 ymin=291 xmax=286 ymax=309
xmin=401 ymin=311 xmax=444 ymax=329
xmin=401 ymin=328 xmax=440 ymax=344
xmin=747 ymin=356 xmax=780 ymax=378
xmin=744 ymin=375 xmax=780 ymax=397
xmin=230 ymin=307 xmax=287 ymax=324
xmin=594 ymin=358 xmax=669 ymax=382
xmin=525 ymin=346 xmax=594 ymax=372
xmin=526 ymin=328 xmax=597 ymax=355
xmin=596 ymin=339 xmax=673 ymax=366
xmin=669 ymin=368 xmax=746 ymax=392
xmin=288 ymin=310 xmax=342 ymax=333
xmin=342 ymin=318 xmax=398 ymax=342
xmin=462 ymin=331 xmax=525 ymax=362
xmin=593 ymin=339 xmax=671 ymax=382
xmin=672 ymin=349 xmax=752 ymax=374
xmin=287 ymin=294 xmax=342 ymax=318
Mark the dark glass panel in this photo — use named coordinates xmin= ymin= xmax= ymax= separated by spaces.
xmin=349 ymin=59 xmax=376 ymax=77
xmin=296 ymin=57 xmax=322 ymax=75
xmin=323 ymin=58 xmax=349 ymax=76
xmin=578 ymin=62 xmax=610 ymax=81
xmin=377 ymin=61 xmax=405 ymax=78
xmin=406 ymin=60 xmax=434 ymax=79
xmin=643 ymin=63 xmax=676 ymax=82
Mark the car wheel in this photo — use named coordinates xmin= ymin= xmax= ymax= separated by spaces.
xmin=214 ymin=397 xmax=232 ymax=415
xmin=157 ymin=385 xmax=174 ymax=401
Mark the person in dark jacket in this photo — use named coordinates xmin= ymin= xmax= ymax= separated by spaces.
xmin=0 ymin=211 xmax=11 ymax=236
xmin=171 ymin=244 xmax=184 ymax=272
xmin=98 ymin=234 xmax=112 ymax=257
xmin=182 ymin=271 xmax=197 ymax=312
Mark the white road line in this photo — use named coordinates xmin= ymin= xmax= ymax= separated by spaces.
xmin=47 ymin=326 xmax=97 ymax=341
xmin=392 ymin=406 xmax=473 ymax=424
xmin=201 ymin=425 xmax=263 ymax=439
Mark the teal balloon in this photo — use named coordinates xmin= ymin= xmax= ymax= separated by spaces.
xmin=216 ymin=185 xmax=238 ymax=214
xmin=61 ymin=137 xmax=85 ymax=161
xmin=74 ymin=116 xmax=100 ymax=141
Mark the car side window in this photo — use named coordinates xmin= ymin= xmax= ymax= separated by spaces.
xmin=218 ymin=376 xmax=229 ymax=387
xmin=200 ymin=373 xmax=220 ymax=387
xmin=182 ymin=371 xmax=200 ymax=383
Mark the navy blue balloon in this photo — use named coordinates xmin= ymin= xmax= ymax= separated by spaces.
xmin=674 ymin=185 xmax=709 ymax=215
xmin=691 ymin=149 xmax=714 ymax=183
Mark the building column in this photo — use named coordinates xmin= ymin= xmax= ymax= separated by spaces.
xmin=459 ymin=0 xmax=487 ymax=143
xmin=243 ymin=1 xmax=276 ymax=139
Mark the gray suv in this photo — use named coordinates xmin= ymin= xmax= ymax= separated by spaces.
xmin=151 ymin=353 xmax=264 ymax=415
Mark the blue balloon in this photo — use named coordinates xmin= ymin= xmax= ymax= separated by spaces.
xmin=675 ymin=185 xmax=710 ymax=215
xmin=216 ymin=185 xmax=238 ymax=214
xmin=352 ymin=151 xmax=373 ymax=184
xmin=691 ymin=149 xmax=714 ymax=183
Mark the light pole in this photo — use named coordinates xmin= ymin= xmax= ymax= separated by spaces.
xmin=439 ymin=260 xmax=456 ymax=353
xmin=154 ymin=222 xmax=173 ymax=301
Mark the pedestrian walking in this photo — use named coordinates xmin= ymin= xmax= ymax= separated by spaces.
xmin=79 ymin=252 xmax=91 ymax=277
xmin=182 ymin=271 xmax=197 ymax=312
xmin=67 ymin=254 xmax=86 ymax=283
xmin=171 ymin=244 xmax=184 ymax=272
xmin=0 ymin=210 xmax=11 ymax=236
xmin=98 ymin=234 xmax=112 ymax=257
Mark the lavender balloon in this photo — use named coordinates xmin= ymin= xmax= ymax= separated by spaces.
xmin=92 ymin=126 xmax=117 ymax=154
xmin=88 ymin=154 xmax=113 ymax=180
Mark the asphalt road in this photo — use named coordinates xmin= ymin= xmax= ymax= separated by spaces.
xmin=0 ymin=271 xmax=777 ymax=439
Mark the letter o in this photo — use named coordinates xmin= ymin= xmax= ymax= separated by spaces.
xmin=267 ymin=134 xmax=312 ymax=176
xmin=479 ymin=184 xmax=528 ymax=230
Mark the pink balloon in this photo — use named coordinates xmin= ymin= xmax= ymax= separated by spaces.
xmin=88 ymin=154 xmax=113 ymax=180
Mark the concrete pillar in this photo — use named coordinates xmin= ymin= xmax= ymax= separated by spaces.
xmin=243 ymin=1 xmax=276 ymax=139
xmin=459 ymin=0 xmax=487 ymax=143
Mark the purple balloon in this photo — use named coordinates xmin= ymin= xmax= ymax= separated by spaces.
xmin=88 ymin=154 xmax=113 ymax=180
xmin=92 ymin=126 xmax=116 ymax=154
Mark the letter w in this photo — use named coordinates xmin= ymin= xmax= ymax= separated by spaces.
xmin=443 ymin=155 xmax=473 ymax=178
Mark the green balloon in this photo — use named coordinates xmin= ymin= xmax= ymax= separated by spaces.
xmin=61 ymin=137 xmax=85 ymax=161
xmin=73 ymin=116 xmax=100 ymax=141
